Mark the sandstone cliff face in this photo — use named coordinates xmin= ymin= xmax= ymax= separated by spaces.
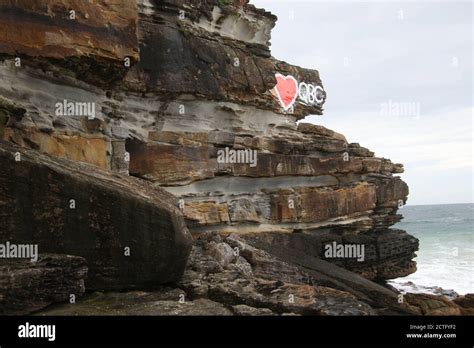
xmin=0 ymin=0 xmax=427 ymax=315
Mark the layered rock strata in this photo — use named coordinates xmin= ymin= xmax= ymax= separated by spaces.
xmin=0 ymin=0 xmax=427 ymax=314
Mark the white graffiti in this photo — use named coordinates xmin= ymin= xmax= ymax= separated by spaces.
xmin=298 ymin=82 xmax=325 ymax=105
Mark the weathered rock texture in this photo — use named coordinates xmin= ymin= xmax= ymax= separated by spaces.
xmin=0 ymin=0 xmax=139 ymax=85
xmin=34 ymin=233 xmax=469 ymax=316
xmin=0 ymin=0 xmax=427 ymax=315
xmin=0 ymin=142 xmax=193 ymax=290
xmin=36 ymin=234 xmax=377 ymax=316
xmin=0 ymin=253 xmax=87 ymax=315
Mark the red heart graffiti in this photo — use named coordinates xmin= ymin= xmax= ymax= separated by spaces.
xmin=274 ymin=73 xmax=298 ymax=111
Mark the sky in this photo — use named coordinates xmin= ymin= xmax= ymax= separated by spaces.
xmin=251 ymin=0 xmax=473 ymax=205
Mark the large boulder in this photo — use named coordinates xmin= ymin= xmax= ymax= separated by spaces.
xmin=0 ymin=142 xmax=193 ymax=290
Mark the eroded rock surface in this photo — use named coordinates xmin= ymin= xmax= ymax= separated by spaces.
xmin=33 ymin=233 xmax=474 ymax=316
xmin=35 ymin=233 xmax=377 ymax=316
xmin=0 ymin=253 xmax=87 ymax=315
xmin=0 ymin=142 xmax=193 ymax=290
xmin=0 ymin=0 xmax=425 ymax=315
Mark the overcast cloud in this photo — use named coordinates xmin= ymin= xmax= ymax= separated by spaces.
xmin=252 ymin=0 xmax=473 ymax=205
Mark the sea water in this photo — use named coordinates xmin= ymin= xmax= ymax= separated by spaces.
xmin=390 ymin=203 xmax=473 ymax=295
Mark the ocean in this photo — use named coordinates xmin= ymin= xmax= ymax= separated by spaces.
xmin=390 ymin=203 xmax=474 ymax=295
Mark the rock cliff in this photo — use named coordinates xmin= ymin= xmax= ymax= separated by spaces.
xmin=0 ymin=0 xmax=458 ymax=316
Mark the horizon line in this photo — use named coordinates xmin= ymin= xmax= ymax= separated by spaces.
xmin=405 ymin=202 xmax=473 ymax=207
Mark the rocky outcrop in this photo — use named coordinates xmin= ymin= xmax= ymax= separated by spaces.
xmin=0 ymin=142 xmax=192 ymax=290
xmin=240 ymin=228 xmax=418 ymax=281
xmin=0 ymin=0 xmax=139 ymax=85
xmin=0 ymin=0 xmax=425 ymax=315
xmin=0 ymin=254 xmax=87 ymax=315
xmin=454 ymin=294 xmax=474 ymax=315
xmin=35 ymin=233 xmax=377 ymax=316
xmin=32 ymin=233 xmax=474 ymax=316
